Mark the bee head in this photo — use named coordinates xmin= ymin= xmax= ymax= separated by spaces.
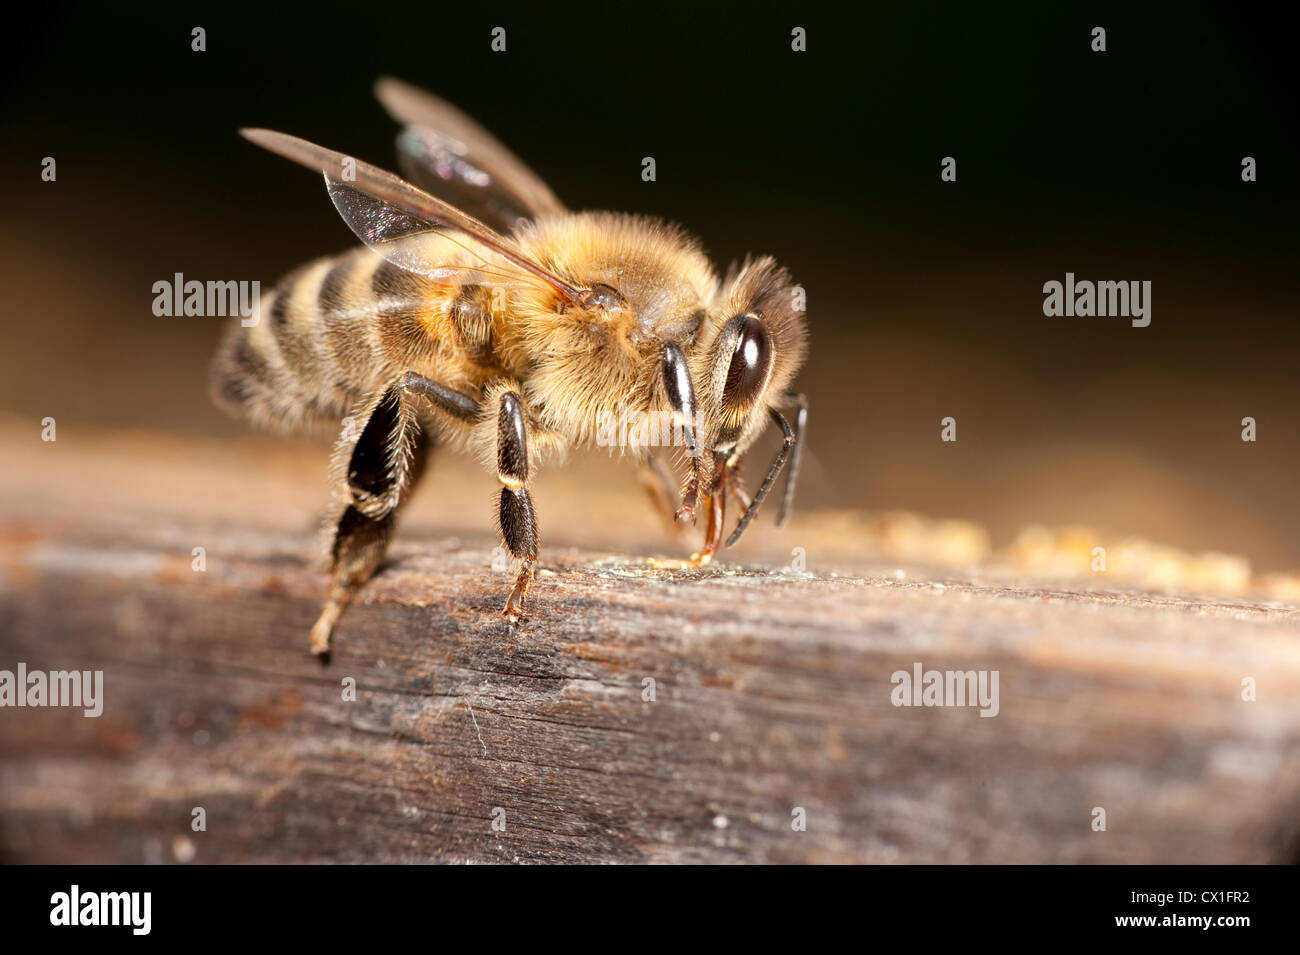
xmin=701 ymin=257 xmax=807 ymax=455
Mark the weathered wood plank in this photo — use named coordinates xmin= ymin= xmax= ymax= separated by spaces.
xmin=1 ymin=425 xmax=1299 ymax=863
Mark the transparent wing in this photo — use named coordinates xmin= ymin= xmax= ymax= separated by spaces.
xmin=390 ymin=127 xmax=540 ymax=236
xmin=349 ymin=231 xmax=547 ymax=296
xmin=239 ymin=127 xmax=581 ymax=300
xmin=324 ymin=178 xmax=498 ymax=281
xmin=375 ymin=77 xmax=566 ymax=233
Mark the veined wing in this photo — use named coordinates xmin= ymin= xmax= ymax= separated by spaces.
xmin=375 ymin=77 xmax=566 ymax=235
xmin=239 ymin=127 xmax=582 ymax=302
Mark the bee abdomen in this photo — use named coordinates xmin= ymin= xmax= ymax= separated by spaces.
xmin=211 ymin=254 xmax=364 ymax=432
xmin=210 ymin=287 xmax=343 ymax=433
xmin=211 ymin=248 xmax=459 ymax=434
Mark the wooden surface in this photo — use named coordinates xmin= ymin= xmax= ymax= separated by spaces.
xmin=2 ymin=420 xmax=1300 ymax=863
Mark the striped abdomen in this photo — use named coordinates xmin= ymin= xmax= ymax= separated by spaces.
xmin=211 ymin=244 xmax=496 ymax=434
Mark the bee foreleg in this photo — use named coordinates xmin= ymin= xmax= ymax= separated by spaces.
xmin=648 ymin=456 xmax=727 ymax=570
xmin=660 ymin=342 xmax=702 ymax=523
xmin=495 ymin=390 xmax=538 ymax=622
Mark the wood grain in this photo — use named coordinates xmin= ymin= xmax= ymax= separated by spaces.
xmin=1 ymin=422 xmax=1299 ymax=863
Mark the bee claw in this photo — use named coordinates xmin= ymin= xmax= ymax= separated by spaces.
xmin=310 ymin=601 xmax=342 ymax=658
xmin=502 ymin=594 xmax=525 ymax=622
xmin=502 ymin=561 xmax=533 ymax=622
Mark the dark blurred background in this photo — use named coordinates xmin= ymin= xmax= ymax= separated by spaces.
xmin=2 ymin=1 xmax=1298 ymax=566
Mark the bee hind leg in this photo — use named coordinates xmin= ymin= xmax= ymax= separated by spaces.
xmin=310 ymin=380 xmax=432 ymax=658
xmin=312 ymin=491 xmax=420 ymax=659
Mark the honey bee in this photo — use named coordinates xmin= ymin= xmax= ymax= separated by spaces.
xmin=212 ymin=78 xmax=808 ymax=656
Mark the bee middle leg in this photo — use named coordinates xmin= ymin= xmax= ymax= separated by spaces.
xmin=494 ymin=390 xmax=539 ymax=622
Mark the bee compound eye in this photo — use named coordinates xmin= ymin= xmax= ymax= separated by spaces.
xmin=722 ymin=314 xmax=772 ymax=407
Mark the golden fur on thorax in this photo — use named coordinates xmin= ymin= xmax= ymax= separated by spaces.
xmin=501 ymin=211 xmax=805 ymax=465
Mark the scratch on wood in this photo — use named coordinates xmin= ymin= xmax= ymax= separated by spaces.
xmin=464 ymin=699 xmax=488 ymax=758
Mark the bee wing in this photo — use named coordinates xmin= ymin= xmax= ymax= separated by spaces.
xmin=239 ymin=128 xmax=582 ymax=300
xmin=375 ymin=77 xmax=567 ymax=234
